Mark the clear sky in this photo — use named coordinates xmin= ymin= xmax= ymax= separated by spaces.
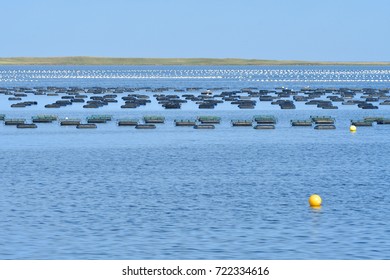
xmin=1 ymin=0 xmax=389 ymax=61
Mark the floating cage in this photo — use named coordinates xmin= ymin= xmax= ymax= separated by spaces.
xmin=363 ymin=116 xmax=384 ymax=123
xmin=59 ymin=119 xmax=81 ymax=126
xmin=136 ymin=124 xmax=156 ymax=129
xmin=314 ymin=124 xmax=336 ymax=130
xmin=117 ymin=118 xmax=139 ymax=126
xmin=197 ymin=116 xmax=221 ymax=124
xmin=174 ymin=119 xmax=197 ymax=126
xmin=17 ymin=123 xmax=37 ymax=129
xmin=377 ymin=118 xmax=390 ymax=125
xmin=4 ymin=118 xmax=26 ymax=125
xmin=310 ymin=115 xmax=335 ymax=124
xmin=143 ymin=116 xmax=165 ymax=123
xmin=32 ymin=115 xmax=58 ymax=123
xmin=290 ymin=120 xmax=312 ymax=126
xmin=86 ymin=115 xmax=112 ymax=121
xmin=253 ymin=115 xmax=277 ymax=124
xmin=77 ymin=124 xmax=97 ymax=129
xmin=350 ymin=120 xmax=373 ymax=126
xmin=254 ymin=124 xmax=275 ymax=129
xmin=194 ymin=124 xmax=215 ymax=129
xmin=231 ymin=120 xmax=253 ymax=126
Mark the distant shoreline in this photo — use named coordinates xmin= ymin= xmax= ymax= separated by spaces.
xmin=1 ymin=57 xmax=390 ymax=66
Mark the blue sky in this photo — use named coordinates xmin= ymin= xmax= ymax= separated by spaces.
xmin=1 ymin=0 xmax=389 ymax=61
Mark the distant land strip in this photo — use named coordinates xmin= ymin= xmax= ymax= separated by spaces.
xmin=1 ymin=57 xmax=390 ymax=66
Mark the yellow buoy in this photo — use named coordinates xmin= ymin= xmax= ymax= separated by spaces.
xmin=350 ymin=125 xmax=357 ymax=132
xmin=309 ymin=194 xmax=322 ymax=207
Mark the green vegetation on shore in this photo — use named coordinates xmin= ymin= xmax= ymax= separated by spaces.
xmin=1 ymin=57 xmax=390 ymax=66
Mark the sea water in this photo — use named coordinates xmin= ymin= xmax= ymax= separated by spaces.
xmin=0 ymin=65 xmax=390 ymax=259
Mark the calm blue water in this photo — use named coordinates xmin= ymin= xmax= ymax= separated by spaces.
xmin=1 ymin=65 xmax=390 ymax=259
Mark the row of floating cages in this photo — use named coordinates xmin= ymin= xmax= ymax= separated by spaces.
xmin=196 ymin=115 xmax=277 ymax=124
xmin=1 ymin=114 xmax=276 ymax=125
xmin=3 ymin=87 xmax=390 ymax=109
xmin=5 ymin=121 xmax=390 ymax=129
xmin=4 ymin=114 xmax=388 ymax=125
xmin=73 ymin=123 xmax=156 ymax=129
xmin=362 ymin=116 xmax=390 ymax=125
xmin=289 ymin=116 xmax=390 ymax=128
xmin=350 ymin=117 xmax=390 ymax=126
xmin=289 ymin=116 xmax=335 ymax=127
xmin=2 ymin=114 xmax=390 ymax=129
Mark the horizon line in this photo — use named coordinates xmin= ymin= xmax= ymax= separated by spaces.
xmin=1 ymin=56 xmax=390 ymax=66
